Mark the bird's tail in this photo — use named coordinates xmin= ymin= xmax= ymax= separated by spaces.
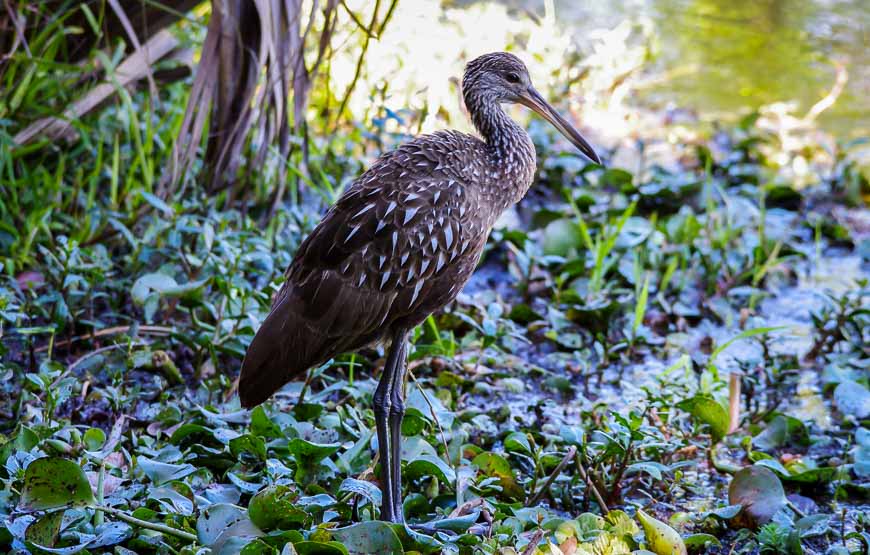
xmin=238 ymin=295 xmax=326 ymax=408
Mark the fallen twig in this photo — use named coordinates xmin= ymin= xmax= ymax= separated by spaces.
xmin=521 ymin=528 xmax=545 ymax=555
xmin=35 ymin=325 xmax=172 ymax=353
xmin=13 ymin=30 xmax=180 ymax=145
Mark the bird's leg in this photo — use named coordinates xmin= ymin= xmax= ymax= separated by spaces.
xmin=374 ymin=330 xmax=406 ymax=522
xmin=388 ymin=331 xmax=409 ymax=523
xmin=373 ymin=348 xmax=396 ymax=522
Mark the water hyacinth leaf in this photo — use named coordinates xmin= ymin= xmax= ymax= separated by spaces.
xmin=82 ymin=428 xmax=106 ymax=451
xmin=625 ymin=461 xmax=669 ymax=481
xmin=781 ymin=460 xmax=837 ymax=485
xmin=249 ymin=407 xmax=285 ymax=438
xmin=471 ymin=452 xmax=524 ymax=500
xmin=683 ymin=533 xmax=721 ymax=549
xmin=169 ymin=424 xmax=217 ymax=448
xmin=406 ymin=388 xmax=455 ymax=429
xmin=504 ymin=431 xmax=533 ymax=454
xmin=30 ymin=520 xmax=133 ymax=554
xmin=599 ymin=168 xmax=634 ymax=189
xmin=425 ymin=511 xmax=480 ymax=532
xmin=136 ymin=456 xmax=197 ymax=485
xmin=19 ymin=457 xmax=95 ymax=510
xmin=636 ymin=509 xmax=687 ymax=555
xmin=404 ymin=454 xmax=456 ymax=484
xmin=330 ymin=521 xmax=402 ymax=555
xmin=391 ymin=524 xmax=443 ymax=554
xmin=197 ymin=503 xmax=250 ymax=546
xmin=130 ymin=273 xmax=177 ymax=305
xmin=728 ymin=466 xmax=787 ymax=529
xmin=795 ymin=514 xmax=830 ymax=538
xmin=338 ymin=478 xmax=382 ymax=508
xmin=541 ymin=218 xmax=583 ymax=256
xmin=288 ymin=438 xmax=341 ymax=484
xmin=24 ymin=510 xmax=64 ymax=550
xmin=247 ymin=485 xmax=307 ymax=530
xmin=400 ymin=408 xmax=429 ymax=436
xmin=239 ymin=538 xmax=279 ymax=554
xmin=296 ymin=493 xmax=337 ymax=511
xmin=229 ymin=434 xmax=267 ymax=461
xmin=293 ymin=402 xmax=324 ymax=422
xmin=211 ymin=519 xmax=264 ymax=554
xmin=294 ymin=541 xmax=349 ymax=555
xmin=753 ymin=414 xmax=809 ymax=450
xmin=753 ymin=457 xmax=790 ymax=477
xmin=148 ymin=484 xmax=195 ymax=515
xmin=288 ymin=439 xmax=340 ymax=463
xmin=833 ymin=380 xmax=870 ymax=419
xmin=676 ymin=395 xmax=730 ymax=443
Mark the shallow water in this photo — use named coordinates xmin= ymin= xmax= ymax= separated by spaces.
xmin=520 ymin=0 xmax=870 ymax=139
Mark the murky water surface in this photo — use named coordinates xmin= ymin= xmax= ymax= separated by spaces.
xmin=511 ymin=0 xmax=870 ymax=138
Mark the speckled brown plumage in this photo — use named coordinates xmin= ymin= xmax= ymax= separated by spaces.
xmin=239 ymin=52 xmax=600 ymax=522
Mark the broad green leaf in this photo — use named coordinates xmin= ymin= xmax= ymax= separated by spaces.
xmin=247 ymin=485 xmax=307 ymax=530
xmin=230 ymin=434 xmax=267 ymax=461
xmin=637 ymin=509 xmax=686 ymax=555
xmin=677 ymin=395 xmax=730 ymax=443
xmin=24 ymin=510 xmax=64 ymax=549
xmin=294 ymin=541 xmax=349 ymax=555
xmin=197 ymin=503 xmax=249 ymax=546
xmin=82 ymin=428 xmax=106 ymax=451
xmin=728 ymin=466 xmax=786 ymax=529
xmin=240 ymin=538 xmax=279 ymax=555
xmin=504 ymin=431 xmax=533 ymax=454
xmin=250 ymin=406 xmax=284 ymax=438
xmin=137 ymin=456 xmax=196 ymax=485
xmin=423 ymin=511 xmax=480 ymax=533
xmin=338 ymin=478 xmax=382 ymax=508
xmin=288 ymin=438 xmax=340 ymax=464
xmin=625 ymin=461 xmax=669 ymax=481
xmin=753 ymin=414 xmax=809 ymax=450
xmin=404 ymin=454 xmax=455 ymax=484
xmin=19 ymin=457 xmax=95 ymax=510
xmin=683 ymin=533 xmax=720 ymax=549
xmin=541 ymin=218 xmax=583 ymax=256
xmin=472 ymin=452 xmax=523 ymax=500
xmin=330 ymin=521 xmax=403 ymax=555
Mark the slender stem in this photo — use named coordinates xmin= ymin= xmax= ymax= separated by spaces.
xmin=93 ymin=504 xmax=197 ymax=542
xmin=786 ymin=498 xmax=807 ymax=519
xmin=708 ymin=443 xmax=741 ymax=475
xmin=527 ymin=446 xmax=577 ymax=506
xmin=574 ymin=452 xmax=609 ymax=514
xmin=94 ymin=462 xmax=106 ymax=527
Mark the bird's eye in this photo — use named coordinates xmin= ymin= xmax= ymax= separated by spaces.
xmin=505 ymin=72 xmax=521 ymax=84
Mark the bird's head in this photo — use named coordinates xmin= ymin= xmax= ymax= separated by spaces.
xmin=462 ymin=52 xmax=601 ymax=165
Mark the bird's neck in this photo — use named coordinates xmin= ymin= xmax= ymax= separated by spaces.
xmin=468 ymin=95 xmax=537 ymax=204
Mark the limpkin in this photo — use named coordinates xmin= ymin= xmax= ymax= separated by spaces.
xmin=239 ymin=52 xmax=600 ymax=523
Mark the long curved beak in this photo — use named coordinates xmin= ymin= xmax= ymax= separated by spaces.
xmin=517 ymin=87 xmax=601 ymax=165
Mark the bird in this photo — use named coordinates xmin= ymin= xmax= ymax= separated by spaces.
xmin=239 ymin=51 xmax=600 ymax=523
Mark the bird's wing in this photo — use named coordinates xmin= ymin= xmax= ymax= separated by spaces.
xmin=239 ymin=132 xmax=489 ymax=407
